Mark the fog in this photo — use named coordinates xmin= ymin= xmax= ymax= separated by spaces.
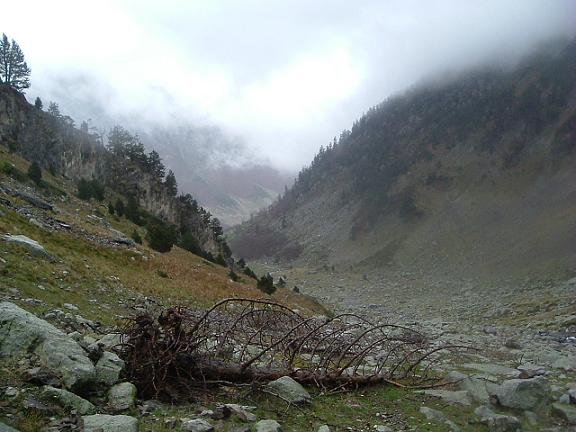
xmin=1 ymin=0 xmax=574 ymax=170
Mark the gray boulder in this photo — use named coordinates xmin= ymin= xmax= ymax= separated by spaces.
xmin=422 ymin=389 xmax=472 ymax=405
xmin=420 ymin=406 xmax=460 ymax=431
xmin=447 ymin=371 xmax=499 ymax=404
xmin=494 ymin=377 xmax=550 ymax=410
xmin=318 ymin=425 xmax=330 ymax=432
xmin=82 ymin=414 xmax=138 ymax=432
xmin=1 ymin=234 xmax=51 ymax=258
xmin=41 ymin=385 xmax=95 ymax=415
xmin=108 ymin=382 xmax=136 ymax=412
xmin=474 ymin=406 xmax=521 ymax=432
xmin=265 ymin=376 xmax=311 ymax=404
xmin=255 ymin=419 xmax=282 ymax=432
xmin=552 ymin=403 xmax=576 ymax=425
xmin=0 ymin=302 xmax=94 ymax=390
xmin=0 ymin=422 xmax=20 ymax=432
xmin=182 ymin=419 xmax=214 ymax=432
xmin=224 ymin=404 xmax=257 ymax=422
xmin=95 ymin=352 xmax=125 ymax=386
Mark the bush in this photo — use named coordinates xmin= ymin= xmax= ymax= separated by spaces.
xmin=228 ymin=270 xmax=239 ymax=282
xmin=179 ymin=230 xmax=203 ymax=256
xmin=131 ymin=229 xmax=142 ymax=245
xmin=0 ymin=161 xmax=14 ymax=175
xmin=215 ymin=254 xmax=227 ymax=267
xmin=27 ymin=161 xmax=42 ymax=185
xmin=125 ymin=196 xmax=142 ymax=225
xmin=243 ymin=266 xmax=257 ymax=279
xmin=114 ymin=199 xmax=125 ymax=217
xmin=257 ymin=273 xmax=276 ymax=294
xmin=146 ymin=220 xmax=177 ymax=253
xmin=77 ymin=178 xmax=105 ymax=201
xmin=108 ymin=202 xmax=115 ymax=215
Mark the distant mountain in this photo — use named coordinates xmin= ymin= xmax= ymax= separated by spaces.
xmin=230 ymin=39 xmax=576 ymax=281
xmin=137 ymin=125 xmax=293 ymax=227
xmin=29 ymin=74 xmax=291 ymax=226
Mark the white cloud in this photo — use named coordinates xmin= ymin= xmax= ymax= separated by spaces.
xmin=1 ymin=0 xmax=573 ymax=169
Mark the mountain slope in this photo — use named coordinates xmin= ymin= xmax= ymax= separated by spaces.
xmin=230 ymin=40 xmax=576 ymax=281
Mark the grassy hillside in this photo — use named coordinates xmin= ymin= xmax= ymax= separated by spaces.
xmin=0 ymin=144 xmax=326 ymax=326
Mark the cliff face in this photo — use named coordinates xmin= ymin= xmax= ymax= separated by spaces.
xmin=0 ymin=85 xmax=225 ymax=256
xmin=230 ymin=40 xmax=576 ymax=281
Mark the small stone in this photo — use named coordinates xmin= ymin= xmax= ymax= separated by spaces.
xmin=265 ymin=376 xmax=311 ymax=404
xmin=23 ymin=367 xmax=60 ymax=387
xmin=318 ymin=425 xmax=330 ymax=432
xmin=423 ymin=389 xmax=472 ymax=405
xmin=420 ymin=407 xmax=460 ymax=431
xmin=374 ymin=426 xmax=392 ymax=432
xmin=182 ymin=418 xmax=214 ymax=432
xmin=504 ymin=339 xmax=522 ymax=350
xmin=41 ymin=385 xmax=95 ymax=415
xmin=4 ymin=387 xmax=18 ymax=398
xmin=164 ymin=417 xmax=178 ymax=429
xmin=82 ymin=414 xmax=138 ymax=432
xmin=255 ymin=419 xmax=282 ymax=432
xmin=516 ymin=364 xmax=546 ymax=379
xmin=474 ymin=406 xmax=521 ymax=431
xmin=95 ymin=352 xmax=124 ymax=385
xmin=108 ymin=382 xmax=136 ymax=412
xmin=63 ymin=303 xmax=79 ymax=311
xmin=0 ymin=421 xmax=20 ymax=432
xmin=224 ymin=404 xmax=256 ymax=422
xmin=552 ymin=403 xmax=576 ymax=424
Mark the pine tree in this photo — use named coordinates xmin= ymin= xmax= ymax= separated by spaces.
xmin=0 ymin=34 xmax=31 ymax=92
xmin=47 ymin=102 xmax=61 ymax=118
xmin=34 ymin=97 xmax=43 ymax=110
xmin=165 ymin=170 xmax=177 ymax=196
xmin=147 ymin=150 xmax=165 ymax=179
xmin=27 ymin=161 xmax=42 ymax=185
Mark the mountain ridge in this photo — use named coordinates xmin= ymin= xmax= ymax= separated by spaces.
xmin=230 ymin=39 xmax=576 ymax=281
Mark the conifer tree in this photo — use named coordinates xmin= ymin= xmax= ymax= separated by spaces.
xmin=165 ymin=170 xmax=177 ymax=196
xmin=0 ymin=34 xmax=31 ymax=92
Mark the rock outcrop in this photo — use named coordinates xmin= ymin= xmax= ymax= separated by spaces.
xmin=0 ymin=302 xmax=95 ymax=391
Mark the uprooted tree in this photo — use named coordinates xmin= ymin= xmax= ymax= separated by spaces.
xmin=117 ymin=298 xmax=466 ymax=401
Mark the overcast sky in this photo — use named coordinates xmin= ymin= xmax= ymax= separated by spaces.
xmin=1 ymin=0 xmax=574 ymax=170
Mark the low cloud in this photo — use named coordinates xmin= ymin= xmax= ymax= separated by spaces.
xmin=1 ymin=0 xmax=573 ymax=169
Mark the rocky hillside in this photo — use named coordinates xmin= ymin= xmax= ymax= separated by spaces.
xmin=231 ymin=39 xmax=576 ymax=281
xmin=0 ymin=85 xmax=227 ymax=258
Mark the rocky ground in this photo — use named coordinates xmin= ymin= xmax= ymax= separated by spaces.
xmin=250 ymin=262 xmax=576 ymax=431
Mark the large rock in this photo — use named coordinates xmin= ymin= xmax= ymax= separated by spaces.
xmin=1 ymin=234 xmax=51 ymax=259
xmin=89 ymin=333 xmax=123 ymax=352
xmin=447 ymin=371 xmax=499 ymax=404
xmin=0 ymin=302 xmax=94 ymax=391
xmin=493 ymin=377 xmax=550 ymax=410
xmin=182 ymin=419 xmax=214 ymax=432
xmin=0 ymin=422 xmax=20 ymax=432
xmin=422 ymin=389 xmax=472 ymax=405
xmin=265 ymin=376 xmax=311 ymax=404
xmin=255 ymin=419 xmax=282 ymax=432
xmin=108 ymin=382 xmax=136 ymax=412
xmin=419 ymin=407 xmax=460 ymax=431
xmin=224 ymin=404 xmax=257 ymax=422
xmin=474 ymin=406 xmax=521 ymax=432
xmin=552 ymin=403 xmax=576 ymax=424
xmin=82 ymin=414 xmax=138 ymax=432
xmin=41 ymin=385 xmax=95 ymax=415
xmin=95 ymin=352 xmax=124 ymax=386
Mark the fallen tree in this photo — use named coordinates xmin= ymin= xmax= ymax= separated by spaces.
xmin=118 ymin=298 xmax=464 ymax=400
